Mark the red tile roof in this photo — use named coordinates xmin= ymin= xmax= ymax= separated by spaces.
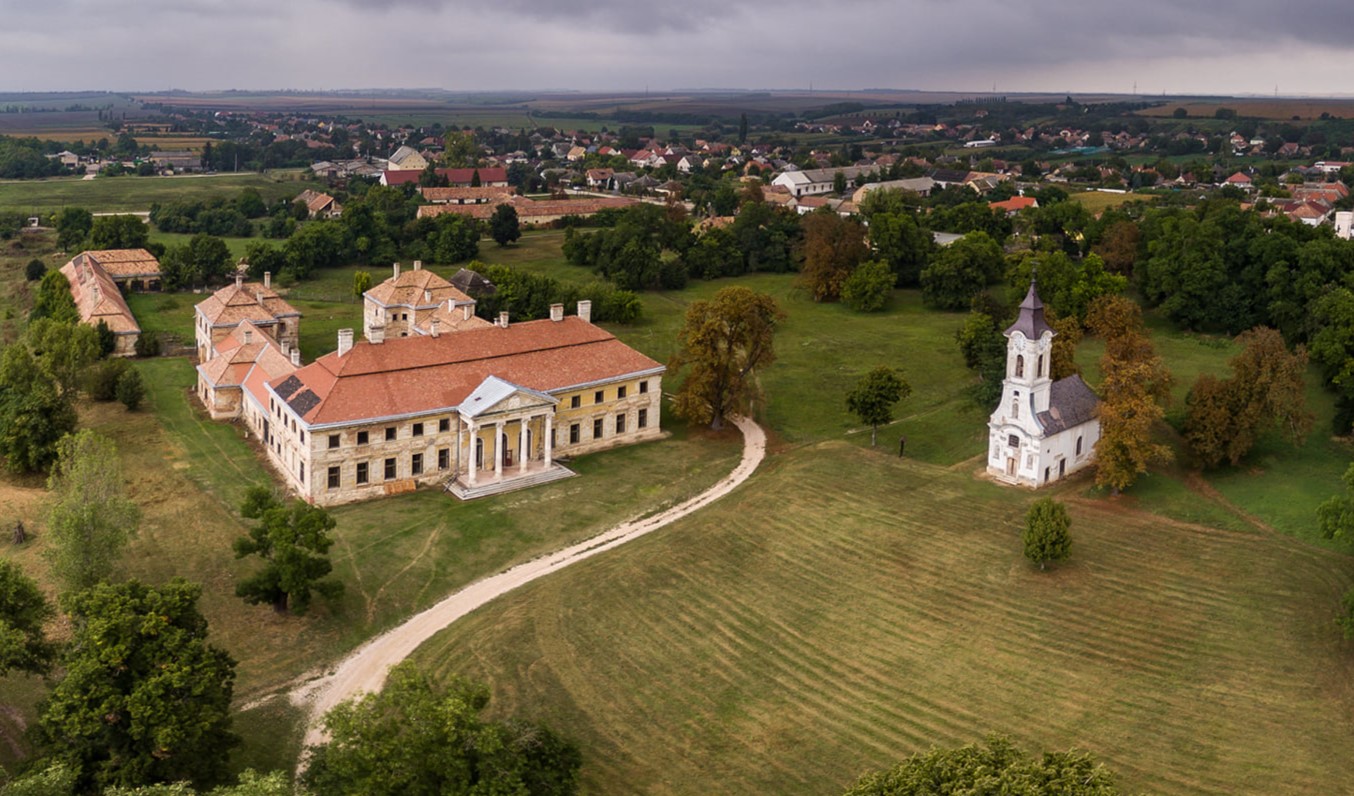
xmin=60 ymin=257 xmax=139 ymax=335
xmin=272 ymin=317 xmax=662 ymax=426
xmin=383 ymin=167 xmax=508 ymax=186
xmin=75 ymin=249 xmax=160 ymax=279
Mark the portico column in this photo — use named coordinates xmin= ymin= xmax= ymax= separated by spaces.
xmin=544 ymin=414 xmax=553 ymax=468
xmin=466 ymin=420 xmax=477 ymax=486
xmin=494 ymin=420 xmax=504 ymax=478
xmin=518 ymin=417 xmax=528 ymax=473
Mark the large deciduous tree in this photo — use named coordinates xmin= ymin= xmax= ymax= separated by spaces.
xmin=30 ymin=270 xmax=80 ymax=325
xmin=303 ymin=662 xmax=582 ymax=796
xmin=867 ymin=211 xmax=933 ymax=287
xmin=919 ymin=231 xmax=1004 ymax=310
xmin=1087 ymin=295 xmax=1173 ymax=494
xmin=489 ymin=203 xmax=521 ymax=247
xmin=1318 ymin=464 xmax=1354 ymax=637
xmin=1182 ymin=327 xmax=1311 ymax=468
xmin=0 ymin=344 xmax=78 ymax=475
xmin=233 ymin=486 xmax=342 ymax=615
xmin=841 ymin=260 xmax=895 ymax=313
xmin=43 ymin=430 xmax=139 ymax=594
xmin=800 ymin=209 xmax=868 ymax=302
xmin=87 ymin=214 xmax=149 ymax=250
xmin=0 ymin=560 xmax=56 ymax=677
xmin=39 ymin=579 xmax=238 ymax=793
xmin=54 ymin=207 xmax=93 ymax=251
xmin=846 ymin=366 xmax=911 ymax=446
xmin=1023 ymin=497 xmax=1072 ymax=571
xmin=670 ymin=286 xmax=784 ymax=430
xmin=842 ymin=735 xmax=1120 ymax=796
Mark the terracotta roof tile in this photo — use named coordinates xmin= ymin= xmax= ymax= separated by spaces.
xmin=274 ymin=317 xmax=662 ymax=426
xmin=76 ymin=249 xmax=160 ymax=279
xmin=365 ymin=267 xmax=474 ymax=309
xmin=196 ymin=280 xmax=301 ymax=328
xmin=60 ymin=258 xmax=139 ymax=335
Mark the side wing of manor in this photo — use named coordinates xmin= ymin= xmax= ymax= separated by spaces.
xmin=196 ymin=263 xmax=664 ymax=505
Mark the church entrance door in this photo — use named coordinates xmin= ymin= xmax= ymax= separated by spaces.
xmin=1005 ymin=457 xmax=1016 ymax=477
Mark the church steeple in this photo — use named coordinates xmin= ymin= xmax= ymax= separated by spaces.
xmin=1004 ymin=277 xmax=1053 ymax=340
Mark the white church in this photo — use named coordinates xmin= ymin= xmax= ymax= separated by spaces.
xmin=986 ymin=280 xmax=1101 ymax=487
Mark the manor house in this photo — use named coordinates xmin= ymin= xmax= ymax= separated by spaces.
xmin=986 ymin=281 xmax=1100 ymax=487
xmin=196 ymin=265 xmax=664 ymax=505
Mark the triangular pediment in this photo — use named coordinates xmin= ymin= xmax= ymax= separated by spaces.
xmin=456 ymin=375 xmax=558 ymax=419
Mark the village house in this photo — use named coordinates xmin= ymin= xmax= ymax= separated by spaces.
xmin=65 ymin=249 xmax=162 ymax=292
xmin=381 ymin=167 xmax=509 ymax=187
xmin=60 ymin=254 xmax=144 ymax=357
xmin=295 ymin=189 xmax=344 ymax=219
xmin=387 ymin=145 xmax=429 ymax=171
xmin=419 ymin=186 xmax=515 ymax=205
xmin=193 ymin=272 xmax=301 ymax=363
xmin=771 ymin=165 xmax=879 ymax=197
xmin=987 ymin=281 xmax=1100 ymax=487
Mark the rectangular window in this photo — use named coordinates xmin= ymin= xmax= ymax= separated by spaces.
xmin=299 ymin=430 xmax=305 ymax=444
xmin=384 ymin=457 xmax=396 ymax=480
xmin=593 ymin=418 xmax=604 ymax=439
xmin=594 ymin=390 xmax=604 ymax=404
xmin=327 ymin=466 xmax=340 ymax=489
xmin=1008 ymin=434 xmax=1019 ymax=448
xmin=571 ymin=395 xmax=581 ymax=409
xmin=638 ymin=408 xmax=648 ymax=429
xmin=639 ymin=380 xmax=649 ymax=394
xmin=299 ymin=463 xmax=305 ymax=484
xmin=328 ymin=434 xmax=340 ymax=449
xmin=411 ymin=453 xmax=423 ymax=476
xmin=438 ymin=418 xmax=450 ymax=433
xmin=357 ymin=431 xmax=369 ymax=445
xmin=569 ymin=423 xmax=580 ymax=444
xmin=617 ymin=385 xmax=627 ymax=399
xmin=412 ymin=422 xmax=424 ymax=437
xmin=385 ymin=427 xmax=397 ymax=441
xmin=615 ymin=413 xmax=626 ymax=434
xmin=438 ymin=448 xmax=449 ymax=470
xmin=356 ymin=462 xmax=369 ymax=484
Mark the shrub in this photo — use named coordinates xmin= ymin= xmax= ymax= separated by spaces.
xmin=85 ymin=358 xmax=130 ymax=402
xmin=116 ymin=368 xmax=145 ymax=411
xmin=25 ymin=258 xmax=46 ymax=281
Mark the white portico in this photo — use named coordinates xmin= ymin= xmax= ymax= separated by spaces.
xmin=449 ymin=375 xmax=575 ymax=499
xmin=986 ymin=280 xmax=1101 ymax=487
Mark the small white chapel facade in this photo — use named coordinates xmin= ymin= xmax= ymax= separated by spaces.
xmin=986 ymin=281 xmax=1101 ymax=487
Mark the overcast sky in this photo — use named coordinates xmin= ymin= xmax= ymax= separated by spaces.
xmin=4 ymin=0 xmax=1354 ymax=96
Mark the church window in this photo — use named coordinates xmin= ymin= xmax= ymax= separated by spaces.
xmin=1076 ymin=436 xmax=1083 ymax=456
xmin=1011 ymin=397 xmax=1019 ymax=419
xmin=1007 ymin=434 xmax=1019 ymax=448
xmin=1037 ymin=355 xmax=1045 ymax=377
xmin=1015 ymin=355 xmax=1025 ymax=378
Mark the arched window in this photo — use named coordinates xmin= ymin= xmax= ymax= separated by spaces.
xmin=1015 ymin=354 xmax=1025 ymax=378
xmin=1076 ymin=436 xmax=1083 ymax=456
xmin=1037 ymin=355 xmax=1044 ymax=377
xmin=1011 ymin=397 xmax=1019 ymax=419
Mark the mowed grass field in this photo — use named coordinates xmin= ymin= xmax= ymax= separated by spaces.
xmin=414 ymin=441 xmax=1354 ymax=795
xmin=0 ymin=171 xmax=324 ymax=216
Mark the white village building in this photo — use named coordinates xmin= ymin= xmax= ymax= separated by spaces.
xmin=987 ymin=281 xmax=1101 ymax=487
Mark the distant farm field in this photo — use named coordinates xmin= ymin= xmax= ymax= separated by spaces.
xmin=0 ymin=171 xmax=324 ymax=215
xmin=1137 ymin=98 xmax=1354 ymax=120
xmin=1070 ymin=189 xmax=1156 ymax=214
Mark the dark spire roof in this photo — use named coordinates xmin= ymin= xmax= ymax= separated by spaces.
xmin=1005 ymin=279 xmax=1054 ymax=339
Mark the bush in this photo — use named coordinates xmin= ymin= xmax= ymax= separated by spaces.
xmin=85 ymin=358 xmax=130 ymax=402
xmin=134 ymin=334 xmax=161 ymax=358
xmin=25 ymin=258 xmax=46 ymax=281
xmin=116 ymin=368 xmax=145 ymax=411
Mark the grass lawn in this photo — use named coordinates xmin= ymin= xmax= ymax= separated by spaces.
xmin=1070 ymin=190 xmax=1157 ymax=214
xmin=0 ymin=171 xmax=325 ymax=216
xmin=148 ymin=231 xmax=255 ymax=260
xmin=413 ymin=440 xmax=1354 ymax=795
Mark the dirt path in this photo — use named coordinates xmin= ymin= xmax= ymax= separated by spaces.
xmin=290 ymin=416 xmax=766 ymax=751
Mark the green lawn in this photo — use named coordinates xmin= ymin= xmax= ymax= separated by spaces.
xmin=0 ymin=171 xmax=325 ymax=216
xmin=413 ymin=440 xmax=1354 ymax=796
xmin=148 ymin=231 xmax=255 ymax=260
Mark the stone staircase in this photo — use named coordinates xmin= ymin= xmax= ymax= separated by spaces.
xmin=444 ymin=465 xmax=576 ymax=500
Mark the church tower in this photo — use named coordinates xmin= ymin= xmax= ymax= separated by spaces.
xmin=987 ymin=279 xmax=1056 ymax=485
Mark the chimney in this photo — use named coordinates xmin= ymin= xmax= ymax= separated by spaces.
xmin=550 ymin=303 xmax=564 ymax=322
xmin=430 ymin=317 xmax=440 ymax=338
xmin=577 ymin=300 xmax=592 ymax=323
xmin=423 ymin=289 xmax=431 ymax=303
xmin=337 ymin=328 xmax=354 ymax=357
xmin=235 ymin=273 xmax=243 ymax=289
xmin=263 ymin=271 xmax=271 ymax=289
xmin=255 ymin=290 xmax=265 ymax=306
xmin=243 ymin=329 xmax=253 ymax=345
xmin=291 ymin=350 xmax=301 ymax=367
xmin=392 ymin=262 xmax=401 ymax=280
xmin=413 ymin=260 xmax=422 ymax=271
xmin=498 ymin=311 xmax=509 ymax=328
xmin=369 ymin=324 xmax=385 ymax=345
xmin=462 ymin=303 xmax=472 ymax=322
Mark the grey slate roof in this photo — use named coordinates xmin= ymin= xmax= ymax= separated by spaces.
xmin=1037 ymin=374 xmax=1099 ymax=434
xmin=1005 ymin=281 xmax=1054 ymax=340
